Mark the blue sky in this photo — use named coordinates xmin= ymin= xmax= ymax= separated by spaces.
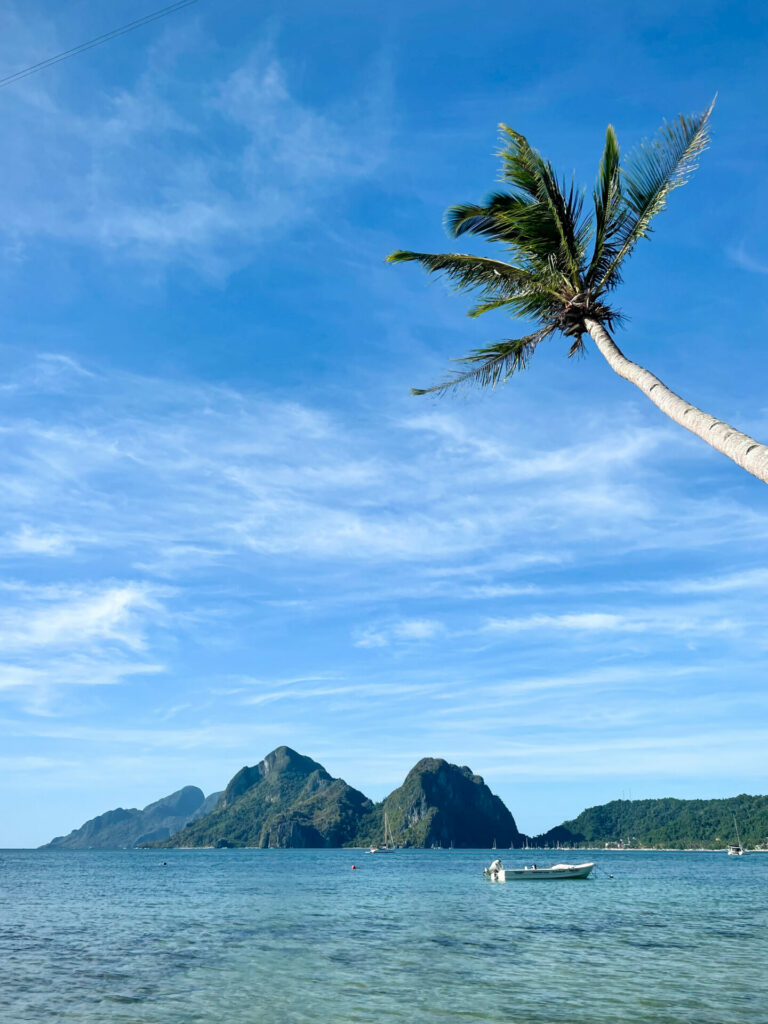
xmin=2 ymin=0 xmax=768 ymax=847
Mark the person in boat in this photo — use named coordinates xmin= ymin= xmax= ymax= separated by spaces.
xmin=486 ymin=857 xmax=503 ymax=880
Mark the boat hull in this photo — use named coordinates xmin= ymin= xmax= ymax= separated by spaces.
xmin=486 ymin=862 xmax=595 ymax=881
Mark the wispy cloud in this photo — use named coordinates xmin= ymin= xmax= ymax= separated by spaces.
xmin=404 ymin=410 xmax=668 ymax=483
xmin=0 ymin=32 xmax=390 ymax=276
xmin=0 ymin=582 xmax=166 ymax=654
xmin=662 ymin=568 xmax=768 ymax=594
xmin=3 ymin=357 xmax=668 ymax=571
xmin=0 ymin=579 xmax=168 ymax=715
xmin=5 ymin=526 xmax=75 ymax=556
xmin=726 ymin=243 xmax=768 ymax=276
xmin=482 ymin=607 xmax=746 ymax=638
xmin=0 ymin=657 xmax=163 ymax=701
xmin=353 ymin=618 xmax=444 ymax=647
xmin=2 ymin=351 xmax=766 ymax=720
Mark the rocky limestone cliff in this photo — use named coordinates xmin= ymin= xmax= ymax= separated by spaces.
xmin=150 ymin=746 xmax=375 ymax=848
xmin=356 ymin=757 xmax=522 ymax=849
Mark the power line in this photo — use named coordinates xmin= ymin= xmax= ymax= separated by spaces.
xmin=0 ymin=0 xmax=198 ymax=90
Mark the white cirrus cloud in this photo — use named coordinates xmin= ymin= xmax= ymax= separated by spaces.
xmin=0 ymin=30 xmax=390 ymax=276
xmin=353 ymin=618 xmax=444 ymax=647
xmin=0 ymin=582 xmax=165 ymax=654
xmin=482 ymin=608 xmax=746 ymax=638
xmin=726 ymin=243 xmax=768 ymax=276
xmin=6 ymin=526 xmax=75 ymax=556
xmin=0 ymin=580 xmax=169 ymax=714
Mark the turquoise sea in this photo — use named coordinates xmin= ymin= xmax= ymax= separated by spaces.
xmin=1 ymin=848 xmax=766 ymax=1023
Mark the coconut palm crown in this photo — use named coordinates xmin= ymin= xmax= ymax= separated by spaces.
xmin=389 ymin=106 xmax=713 ymax=392
xmin=388 ymin=102 xmax=768 ymax=485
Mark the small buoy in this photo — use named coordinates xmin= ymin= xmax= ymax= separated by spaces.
xmin=609 ymin=874 xmax=614 ymax=878
xmin=351 ymin=864 xmax=356 ymax=870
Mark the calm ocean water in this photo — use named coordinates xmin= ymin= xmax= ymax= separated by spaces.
xmin=1 ymin=848 xmax=766 ymax=1023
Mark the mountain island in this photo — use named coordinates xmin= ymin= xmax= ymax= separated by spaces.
xmin=158 ymin=746 xmax=375 ymax=848
xmin=41 ymin=785 xmax=222 ymax=850
xmin=150 ymin=747 xmax=521 ymax=849
xmin=354 ymin=757 xmax=521 ymax=850
xmin=40 ymin=746 xmax=768 ymax=850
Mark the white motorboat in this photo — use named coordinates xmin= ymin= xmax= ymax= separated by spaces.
xmin=484 ymin=858 xmax=594 ymax=881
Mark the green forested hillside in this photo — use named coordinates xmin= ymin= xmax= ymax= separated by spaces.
xmin=354 ymin=757 xmax=521 ymax=848
xmin=151 ymin=747 xmax=375 ymax=848
xmin=540 ymin=795 xmax=768 ymax=849
xmin=147 ymin=750 xmax=521 ymax=849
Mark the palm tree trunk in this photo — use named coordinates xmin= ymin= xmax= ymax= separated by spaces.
xmin=584 ymin=318 xmax=768 ymax=485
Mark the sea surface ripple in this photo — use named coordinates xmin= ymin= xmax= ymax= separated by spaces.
xmin=1 ymin=848 xmax=766 ymax=1023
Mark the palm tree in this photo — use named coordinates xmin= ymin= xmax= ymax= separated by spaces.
xmin=388 ymin=103 xmax=768 ymax=485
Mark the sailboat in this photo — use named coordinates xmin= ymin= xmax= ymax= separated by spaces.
xmin=368 ymin=811 xmax=397 ymax=853
xmin=727 ymin=815 xmax=745 ymax=856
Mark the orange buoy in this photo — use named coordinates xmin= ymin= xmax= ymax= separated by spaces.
xmin=351 ymin=864 xmax=356 ymax=870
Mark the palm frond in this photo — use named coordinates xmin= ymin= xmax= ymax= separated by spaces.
xmin=497 ymin=126 xmax=544 ymax=200
xmin=596 ymin=99 xmax=714 ymax=289
xmin=585 ymin=124 xmax=627 ymax=287
xmin=497 ymin=126 xmax=589 ymax=284
xmin=445 ymin=192 xmax=565 ymax=276
xmin=466 ymin=287 xmax=560 ymax=319
xmin=386 ymin=250 xmax=537 ymax=294
xmin=445 ymin=193 xmax=533 ymax=242
xmin=466 ymin=296 xmax=520 ymax=317
xmin=411 ymin=329 xmax=553 ymax=395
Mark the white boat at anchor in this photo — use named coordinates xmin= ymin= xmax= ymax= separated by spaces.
xmin=727 ymin=815 xmax=745 ymax=856
xmin=484 ymin=858 xmax=594 ymax=881
xmin=368 ymin=811 xmax=397 ymax=853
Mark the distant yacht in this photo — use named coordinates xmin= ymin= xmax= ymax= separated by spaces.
xmin=368 ymin=811 xmax=397 ymax=853
xmin=727 ymin=815 xmax=745 ymax=856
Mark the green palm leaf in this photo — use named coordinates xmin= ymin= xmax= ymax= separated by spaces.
xmin=585 ymin=124 xmax=627 ymax=288
xmin=497 ymin=126 xmax=590 ymax=285
xmin=411 ymin=329 xmax=554 ymax=395
xmin=386 ymin=250 xmax=534 ymax=292
xmin=386 ymin=250 xmax=563 ymax=322
xmin=597 ymin=100 xmax=714 ymax=289
xmin=445 ymin=193 xmax=534 ymax=243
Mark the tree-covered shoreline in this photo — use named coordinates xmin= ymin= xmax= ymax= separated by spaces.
xmin=537 ymin=794 xmax=768 ymax=850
